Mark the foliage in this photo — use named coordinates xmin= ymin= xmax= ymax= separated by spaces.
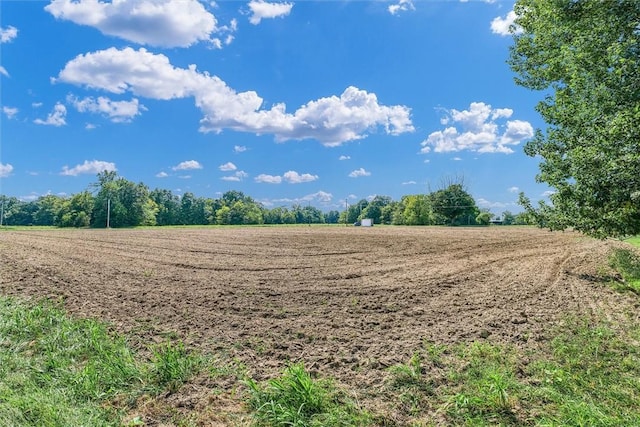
xmin=475 ymin=211 xmax=492 ymax=226
xmin=509 ymin=0 xmax=640 ymax=239
xmin=430 ymin=184 xmax=478 ymax=225
xmin=1 ymin=172 xmax=498 ymax=228
xmin=245 ymin=363 xmax=370 ymax=426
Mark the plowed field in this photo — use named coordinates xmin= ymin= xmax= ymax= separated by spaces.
xmin=1 ymin=226 xmax=636 ymax=423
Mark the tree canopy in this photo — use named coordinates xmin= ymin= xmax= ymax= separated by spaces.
xmin=509 ymin=0 xmax=640 ymax=238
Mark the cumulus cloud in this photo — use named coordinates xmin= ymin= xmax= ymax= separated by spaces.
xmin=339 ymin=155 xmax=350 ymax=161
xmin=349 ymin=168 xmax=371 ymax=178
xmin=3 ymin=106 xmax=18 ymax=119
xmin=491 ymin=10 xmax=522 ymax=36
xmin=248 ymin=0 xmax=293 ymax=25
xmin=156 ymin=171 xmax=169 ymax=178
xmin=219 ymin=162 xmax=237 ymax=171
xmin=172 ymin=160 xmax=203 ymax=171
xmin=44 ymin=0 xmax=230 ymax=48
xmin=272 ymin=190 xmax=333 ymax=205
xmin=402 ymin=180 xmax=417 ymax=185
xmin=55 ymin=47 xmax=413 ymax=146
xmin=421 ymin=102 xmax=533 ymax=154
xmin=508 ymin=186 xmax=519 ymax=193
xmin=254 ymin=170 xmax=318 ymax=184
xmin=67 ymin=95 xmax=146 ymax=122
xmin=283 ymin=170 xmax=318 ymax=184
xmin=477 ymin=198 xmax=510 ymax=209
xmin=61 ymin=160 xmax=116 ymax=176
xmin=34 ymin=103 xmax=67 ymax=126
xmin=221 ymin=170 xmax=248 ymax=181
xmin=255 ymin=174 xmax=282 ymax=184
xmin=1 ymin=26 xmax=18 ymax=43
xmin=234 ymin=145 xmax=247 ymax=153
xmin=388 ymin=0 xmax=415 ymax=15
xmin=0 ymin=163 xmax=14 ymax=178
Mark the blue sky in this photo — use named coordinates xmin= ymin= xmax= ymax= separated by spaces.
xmin=1 ymin=0 xmax=552 ymax=213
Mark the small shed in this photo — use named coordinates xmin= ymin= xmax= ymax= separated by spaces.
xmin=361 ymin=218 xmax=373 ymax=227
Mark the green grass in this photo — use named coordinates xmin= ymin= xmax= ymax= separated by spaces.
xmin=608 ymin=247 xmax=640 ymax=294
xmin=245 ymin=363 xmax=370 ymax=426
xmin=384 ymin=316 xmax=640 ymax=426
xmin=0 ymin=296 xmax=206 ymax=426
xmin=625 ymin=236 xmax=640 ymax=248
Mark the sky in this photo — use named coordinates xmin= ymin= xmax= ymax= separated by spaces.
xmin=0 ymin=0 xmax=553 ymax=214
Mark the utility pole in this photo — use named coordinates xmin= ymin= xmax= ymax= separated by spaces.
xmin=0 ymin=200 xmax=4 ymax=227
xmin=106 ymin=198 xmax=111 ymax=228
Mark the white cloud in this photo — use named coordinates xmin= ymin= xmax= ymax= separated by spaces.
xmin=1 ymin=26 xmax=18 ymax=43
xmin=402 ymin=180 xmax=417 ymax=185
xmin=44 ymin=0 xmax=227 ymax=48
xmin=156 ymin=171 xmax=169 ymax=178
xmin=477 ymin=198 xmax=510 ymax=209
xmin=219 ymin=162 xmax=237 ymax=171
xmin=234 ymin=145 xmax=247 ymax=153
xmin=56 ymin=47 xmax=413 ymax=146
xmin=61 ymin=160 xmax=116 ymax=176
xmin=32 ymin=102 xmax=43 ymax=108
xmin=338 ymin=155 xmax=350 ymax=161
xmin=255 ymin=174 xmax=282 ymax=184
xmin=85 ymin=123 xmax=97 ymax=130
xmin=172 ymin=160 xmax=203 ymax=171
xmin=421 ymin=102 xmax=533 ymax=154
xmin=303 ymin=190 xmax=332 ymax=203
xmin=349 ymin=168 xmax=371 ymax=178
xmin=221 ymin=170 xmax=248 ymax=181
xmin=452 ymin=157 xmax=462 ymax=161
xmin=541 ymin=190 xmax=556 ymax=197
xmin=491 ymin=10 xmax=522 ymax=36
xmin=3 ymin=106 xmax=18 ymax=119
xmin=0 ymin=163 xmax=14 ymax=178
xmin=34 ymin=103 xmax=67 ymax=126
xmin=283 ymin=170 xmax=318 ymax=184
xmin=67 ymin=95 xmax=146 ymax=122
xmin=508 ymin=186 xmax=519 ymax=193
xmin=248 ymin=0 xmax=293 ymax=25
xmin=272 ymin=190 xmax=333 ymax=205
xmin=0 ymin=66 xmax=9 ymax=77
xmin=388 ymin=0 xmax=415 ymax=15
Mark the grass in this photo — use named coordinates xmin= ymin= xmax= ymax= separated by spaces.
xmin=244 ymin=363 xmax=370 ymax=426
xmin=0 ymin=296 xmax=206 ymax=426
xmin=608 ymin=247 xmax=640 ymax=293
xmin=382 ymin=316 xmax=640 ymax=426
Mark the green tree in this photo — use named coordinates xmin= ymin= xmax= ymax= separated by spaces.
xmin=430 ymin=184 xmax=477 ymax=226
xmin=151 ymin=189 xmax=181 ymax=226
xmin=33 ymin=195 xmax=64 ymax=226
xmin=401 ymin=194 xmax=433 ymax=225
xmin=509 ymin=0 xmax=640 ymax=238
xmin=91 ymin=172 xmax=155 ymax=227
xmin=475 ymin=211 xmax=492 ymax=226
xmin=58 ymin=192 xmax=94 ymax=227
xmin=501 ymin=210 xmax=516 ymax=226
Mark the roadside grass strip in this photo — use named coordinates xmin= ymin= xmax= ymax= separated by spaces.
xmin=0 ymin=297 xmax=204 ymax=426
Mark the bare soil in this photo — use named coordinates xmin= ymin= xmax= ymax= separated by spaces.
xmin=1 ymin=226 xmax=637 ymax=424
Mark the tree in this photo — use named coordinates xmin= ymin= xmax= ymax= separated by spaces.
xmin=501 ymin=210 xmax=516 ymax=226
xmin=91 ymin=172 xmax=155 ymax=227
xmin=58 ymin=192 xmax=94 ymax=227
xmin=475 ymin=211 xmax=492 ymax=226
xmin=509 ymin=0 xmax=640 ymax=238
xmin=430 ymin=184 xmax=477 ymax=226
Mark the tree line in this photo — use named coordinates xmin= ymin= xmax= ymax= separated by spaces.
xmin=0 ymin=171 xmax=531 ymax=228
